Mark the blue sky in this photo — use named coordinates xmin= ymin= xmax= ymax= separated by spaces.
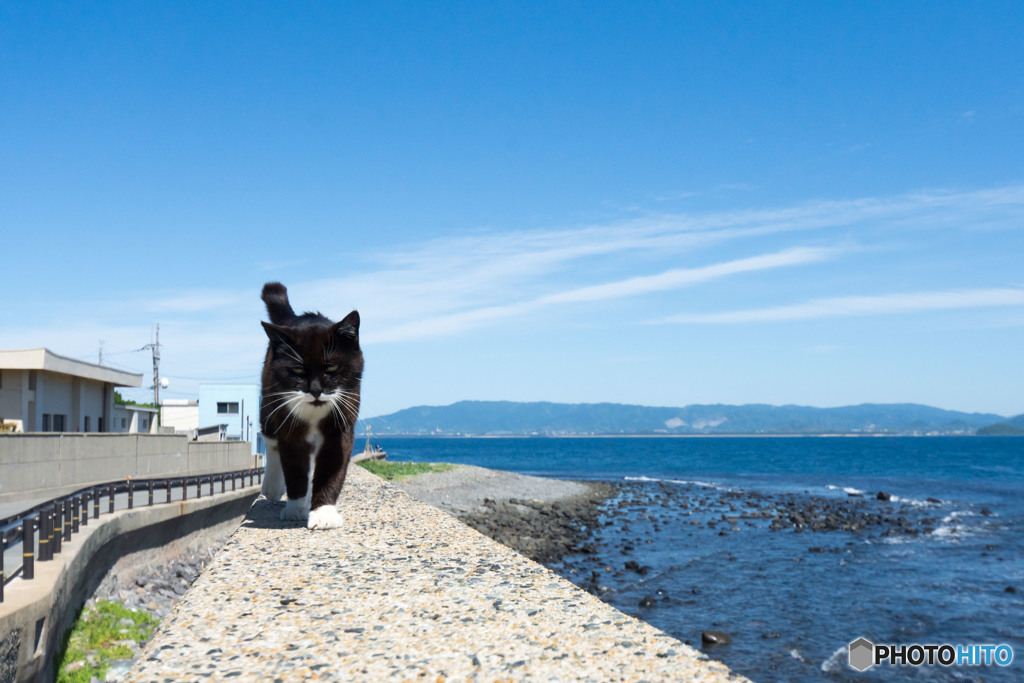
xmin=2 ymin=2 xmax=1023 ymax=419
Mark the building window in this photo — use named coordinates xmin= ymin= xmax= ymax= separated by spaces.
xmin=217 ymin=402 xmax=240 ymax=414
xmin=121 ymin=418 xmax=127 ymax=429
xmin=84 ymin=416 xmax=91 ymax=432
xmin=43 ymin=414 xmax=51 ymax=431
xmin=142 ymin=418 xmax=149 ymax=430
xmin=53 ymin=415 xmax=66 ymax=432
xmin=98 ymin=417 xmax=105 ymax=432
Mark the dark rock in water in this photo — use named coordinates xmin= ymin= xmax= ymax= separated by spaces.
xmin=1005 ymin=586 xmax=1019 ymax=594
xmin=761 ymin=632 xmax=781 ymax=639
xmin=639 ymin=595 xmax=657 ymax=608
xmin=702 ymin=630 xmax=732 ymax=646
xmin=981 ymin=508 xmax=994 ymax=517
xmin=625 ymin=560 xmax=640 ymax=571
xmin=926 ymin=497 xmax=942 ymax=504
xmin=876 ymin=491 xmax=892 ymax=501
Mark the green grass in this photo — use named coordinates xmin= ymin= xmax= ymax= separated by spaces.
xmin=55 ymin=600 xmax=159 ymax=683
xmin=356 ymin=460 xmax=455 ymax=481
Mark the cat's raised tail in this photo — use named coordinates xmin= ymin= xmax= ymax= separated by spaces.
xmin=262 ymin=282 xmax=296 ymax=325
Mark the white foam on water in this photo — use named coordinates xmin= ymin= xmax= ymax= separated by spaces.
xmin=889 ymin=494 xmax=933 ymax=507
xmin=623 ymin=475 xmax=730 ymax=490
xmin=826 ymin=484 xmax=866 ymax=496
xmin=930 ymin=510 xmax=984 ymax=541
xmin=821 ymin=645 xmax=848 ymax=673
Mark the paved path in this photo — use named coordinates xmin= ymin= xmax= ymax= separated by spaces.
xmin=130 ymin=466 xmax=744 ymax=682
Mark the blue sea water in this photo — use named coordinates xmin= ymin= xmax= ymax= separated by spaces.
xmin=375 ymin=436 xmax=1024 ymax=682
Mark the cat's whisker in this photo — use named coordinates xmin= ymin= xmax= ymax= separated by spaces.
xmin=264 ymin=391 xmax=306 ymax=426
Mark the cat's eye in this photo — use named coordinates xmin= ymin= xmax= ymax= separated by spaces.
xmin=325 ymin=364 xmax=339 ymax=373
xmin=291 ymin=367 xmax=306 ymax=376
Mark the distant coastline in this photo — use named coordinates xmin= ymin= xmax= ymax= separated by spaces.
xmin=364 ymin=399 xmax=1023 ymax=438
xmin=369 ymin=432 xmax=1008 ymax=439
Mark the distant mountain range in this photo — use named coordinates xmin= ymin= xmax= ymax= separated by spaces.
xmin=367 ymin=401 xmax=1020 ymax=437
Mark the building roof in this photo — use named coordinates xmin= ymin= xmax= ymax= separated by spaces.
xmin=0 ymin=348 xmax=143 ymax=387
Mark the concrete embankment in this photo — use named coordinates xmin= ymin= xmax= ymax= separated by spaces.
xmin=130 ymin=466 xmax=745 ymax=682
xmin=0 ymin=486 xmax=259 ymax=683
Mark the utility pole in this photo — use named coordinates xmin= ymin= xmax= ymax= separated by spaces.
xmin=142 ymin=325 xmax=161 ymax=427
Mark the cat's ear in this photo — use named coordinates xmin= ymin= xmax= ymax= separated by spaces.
xmin=331 ymin=311 xmax=360 ymax=344
xmin=262 ymin=321 xmax=297 ymax=349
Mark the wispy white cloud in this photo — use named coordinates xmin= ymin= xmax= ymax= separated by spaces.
xmin=656 ymin=288 xmax=1024 ymax=324
xmin=364 ymin=247 xmax=839 ymax=342
xmin=269 ymin=184 xmax=1024 ymax=342
xmin=12 ymin=183 xmax=1024 ymax=401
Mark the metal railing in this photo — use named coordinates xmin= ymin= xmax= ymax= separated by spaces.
xmin=0 ymin=467 xmax=264 ymax=603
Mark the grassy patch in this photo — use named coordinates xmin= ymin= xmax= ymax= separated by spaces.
xmin=356 ymin=460 xmax=455 ymax=481
xmin=55 ymin=600 xmax=159 ymax=683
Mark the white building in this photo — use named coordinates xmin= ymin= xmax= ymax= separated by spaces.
xmin=110 ymin=403 xmax=159 ymax=434
xmin=0 ymin=348 xmax=143 ymax=433
xmin=161 ymin=398 xmax=200 ymax=436
xmin=198 ymin=384 xmax=263 ymax=455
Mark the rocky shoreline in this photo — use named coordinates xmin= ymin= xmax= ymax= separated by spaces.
xmin=431 ymin=476 xmax=947 ymax=574
xmin=68 ymin=465 xmax=958 ymax=681
xmin=456 ymin=483 xmax=615 ymax=564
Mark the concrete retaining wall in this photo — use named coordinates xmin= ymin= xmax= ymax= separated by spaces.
xmin=0 ymin=435 xmax=256 ymax=506
xmin=0 ymin=487 xmax=260 ymax=683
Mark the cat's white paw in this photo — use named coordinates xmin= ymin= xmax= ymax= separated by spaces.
xmin=280 ymin=498 xmax=310 ymax=522
xmin=307 ymin=505 xmax=343 ymax=530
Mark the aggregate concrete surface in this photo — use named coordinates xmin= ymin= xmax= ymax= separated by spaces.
xmin=131 ymin=465 xmax=746 ymax=682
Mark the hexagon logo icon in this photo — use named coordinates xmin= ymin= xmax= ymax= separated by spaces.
xmin=848 ymin=637 xmax=875 ymax=672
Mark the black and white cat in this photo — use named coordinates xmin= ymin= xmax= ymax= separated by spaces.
xmin=259 ymin=282 xmax=363 ymax=529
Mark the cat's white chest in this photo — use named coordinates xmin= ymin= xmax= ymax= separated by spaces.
xmin=306 ymin=426 xmax=324 ymax=455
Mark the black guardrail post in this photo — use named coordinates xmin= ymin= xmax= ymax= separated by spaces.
xmin=93 ymin=488 xmax=100 ymax=520
xmin=149 ymin=481 xmax=154 ymax=506
xmin=166 ymin=480 xmax=172 ymax=503
xmin=127 ymin=478 xmax=134 ymax=510
xmin=182 ymin=478 xmax=188 ymax=501
xmin=108 ymin=484 xmax=115 ymax=514
xmin=63 ymin=499 xmax=72 ymax=542
xmin=73 ymin=496 xmax=80 ymax=533
xmin=1 ymin=535 xmax=5 ymax=602
xmin=39 ymin=508 xmax=50 ymax=562
xmin=23 ymin=517 xmax=34 ymax=580
xmin=52 ymin=502 xmax=62 ymax=555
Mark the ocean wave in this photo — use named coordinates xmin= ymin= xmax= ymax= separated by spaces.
xmin=622 ymin=475 xmax=730 ymax=491
xmin=888 ymin=494 xmax=934 ymax=507
xmin=820 ymin=645 xmax=848 ymax=673
xmin=825 ymin=484 xmax=867 ymax=496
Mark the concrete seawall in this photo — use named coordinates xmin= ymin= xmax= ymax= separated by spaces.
xmin=0 ymin=434 xmax=256 ymax=509
xmin=130 ymin=467 xmax=745 ymax=681
xmin=0 ymin=486 xmax=260 ymax=683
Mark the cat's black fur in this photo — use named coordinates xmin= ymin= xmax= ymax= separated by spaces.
xmin=259 ymin=282 xmax=363 ymax=528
